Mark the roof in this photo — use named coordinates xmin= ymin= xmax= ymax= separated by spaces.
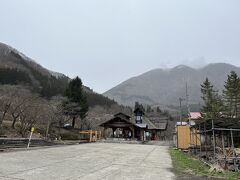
xmin=114 ymin=113 xmax=131 ymax=120
xmin=142 ymin=118 xmax=157 ymax=129
xmin=190 ymin=112 xmax=202 ymax=120
xmin=147 ymin=116 xmax=168 ymax=130
xmin=99 ymin=112 xmax=146 ymax=129
xmin=141 ymin=117 xmax=167 ymax=130
xmin=99 ymin=116 xmax=137 ymax=128
xmin=153 ymin=121 xmax=168 ymax=130
xmin=99 ymin=112 xmax=168 ymax=130
xmin=135 ymin=123 xmax=148 ymax=128
xmin=193 ymin=118 xmax=240 ymax=130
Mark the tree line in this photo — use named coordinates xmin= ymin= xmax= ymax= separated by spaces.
xmin=0 ymin=66 xmax=117 ymax=107
xmin=201 ymin=71 xmax=240 ymax=119
xmin=134 ymin=101 xmax=171 ymax=116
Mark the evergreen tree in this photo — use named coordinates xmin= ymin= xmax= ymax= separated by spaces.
xmin=201 ymin=78 xmax=223 ymax=119
xmin=146 ymin=105 xmax=152 ymax=113
xmin=223 ymin=71 xmax=240 ymax=118
xmin=134 ymin=101 xmax=145 ymax=112
xmin=156 ymin=106 xmax=162 ymax=113
xmin=63 ymin=77 xmax=88 ymax=128
xmin=134 ymin=102 xmax=140 ymax=110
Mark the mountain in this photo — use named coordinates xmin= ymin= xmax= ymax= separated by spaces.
xmin=104 ymin=63 xmax=240 ymax=107
xmin=0 ymin=43 xmax=67 ymax=78
xmin=0 ymin=42 xmax=70 ymax=97
xmin=0 ymin=42 xmax=117 ymax=107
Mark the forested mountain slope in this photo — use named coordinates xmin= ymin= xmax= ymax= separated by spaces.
xmin=104 ymin=64 xmax=240 ymax=106
xmin=0 ymin=42 xmax=116 ymax=107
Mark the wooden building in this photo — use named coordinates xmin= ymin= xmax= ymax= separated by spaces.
xmin=175 ymin=112 xmax=202 ymax=149
xmin=99 ymin=110 xmax=168 ymax=141
xmin=99 ymin=112 xmax=146 ymax=141
xmin=176 ymin=124 xmax=200 ymax=149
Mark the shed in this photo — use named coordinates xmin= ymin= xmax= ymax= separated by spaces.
xmin=176 ymin=124 xmax=200 ymax=149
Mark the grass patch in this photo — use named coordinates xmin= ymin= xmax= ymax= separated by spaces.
xmin=170 ymin=148 xmax=240 ymax=180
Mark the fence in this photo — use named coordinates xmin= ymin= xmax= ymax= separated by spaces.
xmin=79 ymin=130 xmax=102 ymax=143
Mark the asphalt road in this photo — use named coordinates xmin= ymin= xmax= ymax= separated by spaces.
xmin=0 ymin=143 xmax=175 ymax=180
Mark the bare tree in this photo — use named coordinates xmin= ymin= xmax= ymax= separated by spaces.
xmin=0 ymin=96 xmax=11 ymax=128
xmin=0 ymin=85 xmax=15 ymax=130
xmin=0 ymin=86 xmax=71 ymax=138
xmin=46 ymin=96 xmax=70 ymax=139
xmin=8 ymin=88 xmax=33 ymax=129
xmin=18 ymin=94 xmax=44 ymax=137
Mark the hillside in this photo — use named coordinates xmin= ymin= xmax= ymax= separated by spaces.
xmin=0 ymin=42 xmax=116 ymax=107
xmin=0 ymin=42 xmax=69 ymax=97
xmin=104 ymin=63 xmax=240 ymax=106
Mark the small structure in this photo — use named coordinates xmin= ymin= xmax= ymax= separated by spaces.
xmin=147 ymin=115 xmax=168 ymax=140
xmin=189 ymin=112 xmax=202 ymax=126
xmin=175 ymin=112 xmax=202 ymax=149
xmin=79 ymin=130 xmax=102 ymax=143
xmin=100 ymin=113 xmax=146 ymax=140
xmin=176 ymin=123 xmax=200 ymax=149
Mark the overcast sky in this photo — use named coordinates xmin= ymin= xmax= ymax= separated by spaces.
xmin=1 ymin=1 xmax=240 ymax=93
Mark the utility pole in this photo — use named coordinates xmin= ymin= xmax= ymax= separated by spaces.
xmin=179 ymin=97 xmax=185 ymax=125
xmin=186 ymin=83 xmax=191 ymax=123
xmin=179 ymin=83 xmax=191 ymax=125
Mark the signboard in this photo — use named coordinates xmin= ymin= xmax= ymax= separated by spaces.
xmin=27 ymin=127 xmax=35 ymax=149
xmin=31 ymin=127 xmax=35 ymax=132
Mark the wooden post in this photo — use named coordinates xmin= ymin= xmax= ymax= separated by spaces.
xmin=190 ymin=128 xmax=193 ymax=152
xmin=221 ymin=131 xmax=227 ymax=169
xmin=143 ymin=130 xmax=146 ymax=141
xmin=190 ymin=127 xmax=194 ymax=153
xmin=128 ymin=126 xmax=134 ymax=139
xmin=189 ymin=126 xmax=192 ymax=151
xmin=212 ymin=120 xmax=216 ymax=161
xmin=204 ymin=122 xmax=207 ymax=157
xmin=227 ymin=133 xmax=230 ymax=147
xmin=90 ymin=130 xmax=92 ymax=143
xmin=230 ymin=129 xmax=237 ymax=171
xmin=94 ymin=131 xmax=98 ymax=142
xmin=176 ymin=126 xmax=179 ymax=149
xmin=199 ymin=124 xmax=202 ymax=155
xmin=99 ymin=131 xmax=102 ymax=140
xmin=141 ymin=129 xmax=144 ymax=141
xmin=132 ymin=127 xmax=135 ymax=139
xmin=221 ymin=131 xmax=226 ymax=156
xmin=195 ymin=129 xmax=198 ymax=155
xmin=103 ymin=127 xmax=107 ymax=139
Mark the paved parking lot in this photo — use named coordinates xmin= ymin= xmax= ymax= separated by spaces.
xmin=0 ymin=143 xmax=175 ymax=180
